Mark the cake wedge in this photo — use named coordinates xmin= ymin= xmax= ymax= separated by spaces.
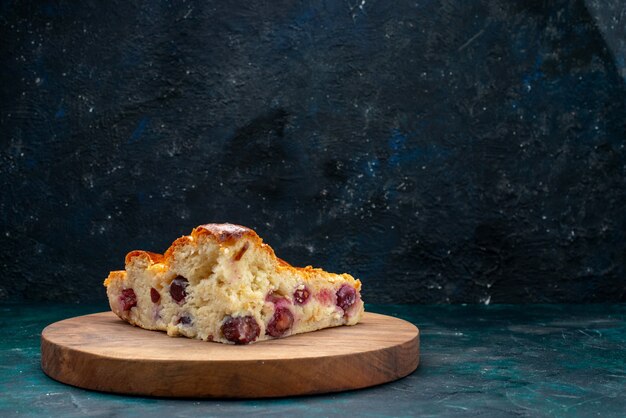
xmin=104 ymin=223 xmax=364 ymax=344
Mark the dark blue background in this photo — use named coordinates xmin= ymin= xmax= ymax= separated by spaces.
xmin=1 ymin=0 xmax=625 ymax=303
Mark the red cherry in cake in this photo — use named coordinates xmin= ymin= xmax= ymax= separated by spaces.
xmin=266 ymin=307 xmax=294 ymax=337
xmin=120 ymin=288 xmax=137 ymax=311
xmin=316 ymin=288 xmax=333 ymax=305
xmin=336 ymin=284 xmax=356 ymax=312
xmin=265 ymin=291 xmax=292 ymax=309
xmin=221 ymin=316 xmax=260 ymax=344
xmin=150 ymin=287 xmax=160 ymax=303
xmin=293 ymin=287 xmax=310 ymax=305
xmin=265 ymin=291 xmax=281 ymax=304
xmin=170 ymin=276 xmax=188 ymax=303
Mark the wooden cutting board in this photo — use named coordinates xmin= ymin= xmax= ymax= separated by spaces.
xmin=41 ymin=311 xmax=419 ymax=398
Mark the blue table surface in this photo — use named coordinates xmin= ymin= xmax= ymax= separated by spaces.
xmin=1 ymin=303 xmax=624 ymax=417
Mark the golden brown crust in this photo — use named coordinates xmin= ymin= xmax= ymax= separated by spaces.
xmin=194 ymin=223 xmax=257 ymax=243
xmin=125 ymin=250 xmax=164 ymax=265
xmin=163 ymin=235 xmax=193 ymax=261
xmin=105 ymin=223 xmax=360 ymax=291
xmin=276 ymin=257 xmax=292 ymax=267
xmin=103 ymin=270 xmax=126 ymax=287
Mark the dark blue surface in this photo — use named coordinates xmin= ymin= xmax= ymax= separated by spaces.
xmin=1 ymin=303 xmax=625 ymax=416
xmin=1 ymin=1 xmax=625 ymax=303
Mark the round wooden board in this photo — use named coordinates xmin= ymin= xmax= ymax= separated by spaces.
xmin=41 ymin=311 xmax=419 ymax=398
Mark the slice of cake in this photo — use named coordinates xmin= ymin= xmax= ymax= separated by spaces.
xmin=104 ymin=223 xmax=364 ymax=344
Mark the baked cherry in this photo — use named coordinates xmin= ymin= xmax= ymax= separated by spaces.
xmin=265 ymin=291 xmax=281 ymax=304
xmin=170 ymin=276 xmax=188 ymax=303
xmin=266 ymin=307 xmax=294 ymax=337
xmin=316 ymin=288 xmax=333 ymax=305
xmin=294 ymin=286 xmax=310 ymax=305
xmin=120 ymin=289 xmax=137 ymax=311
xmin=336 ymin=285 xmax=356 ymax=312
xmin=265 ymin=291 xmax=291 ymax=308
xmin=150 ymin=287 xmax=160 ymax=303
xmin=221 ymin=316 xmax=260 ymax=344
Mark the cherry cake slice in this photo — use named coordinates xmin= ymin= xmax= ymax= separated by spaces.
xmin=104 ymin=223 xmax=364 ymax=344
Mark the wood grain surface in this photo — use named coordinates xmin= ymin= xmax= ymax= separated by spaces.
xmin=41 ymin=312 xmax=419 ymax=398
